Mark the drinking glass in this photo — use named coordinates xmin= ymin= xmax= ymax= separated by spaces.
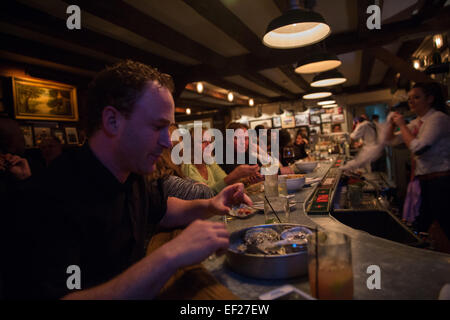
xmin=306 ymin=231 xmax=353 ymax=300
xmin=264 ymin=173 xmax=278 ymax=197
xmin=278 ymin=176 xmax=288 ymax=197
xmin=264 ymin=196 xmax=289 ymax=224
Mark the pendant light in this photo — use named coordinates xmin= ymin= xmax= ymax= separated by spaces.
xmin=303 ymin=91 xmax=332 ymax=100
xmin=311 ymin=70 xmax=347 ymax=87
xmin=295 ymin=51 xmax=341 ymax=74
xmin=262 ymin=0 xmax=331 ymax=49
xmin=317 ymin=99 xmax=336 ymax=106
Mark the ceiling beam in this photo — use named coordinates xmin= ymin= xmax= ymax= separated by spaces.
xmin=357 ymin=1 xmax=381 ymax=91
xmin=372 ymin=47 xmax=432 ymax=83
xmin=205 ymin=79 xmax=270 ymax=103
xmin=382 ymin=38 xmax=424 ymax=87
xmin=414 ymin=0 xmax=447 ymax=22
xmin=176 ymin=98 xmax=231 ymax=110
xmin=71 ymin=0 xmax=228 ymax=69
xmin=0 ymin=1 xmax=185 ymax=77
xmin=359 ymin=49 xmax=376 ymax=91
xmin=340 ymin=84 xmax=389 ymax=95
xmin=278 ymin=65 xmax=309 ymax=91
xmin=182 ymin=0 xmax=270 ymax=58
xmin=187 ymin=8 xmax=450 ymax=81
xmin=0 ymin=32 xmax=107 ymax=72
xmin=273 ymin=0 xmax=289 ymax=14
xmin=184 ymin=83 xmax=250 ymax=106
xmin=241 ymin=73 xmax=296 ymax=99
xmin=182 ymin=0 xmax=300 ymax=98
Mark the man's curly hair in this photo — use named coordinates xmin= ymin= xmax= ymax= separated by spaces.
xmin=86 ymin=60 xmax=174 ymax=136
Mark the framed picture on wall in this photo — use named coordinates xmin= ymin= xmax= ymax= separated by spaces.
xmin=281 ymin=115 xmax=295 ymax=128
xmin=20 ymin=126 xmax=34 ymax=148
xmin=321 ymin=113 xmax=332 ymax=123
xmin=332 ymin=114 xmax=345 ymax=123
xmin=271 ymin=117 xmax=281 ymax=128
xmin=12 ymin=77 xmax=78 ymax=121
xmin=310 ymin=115 xmax=321 ymax=125
xmin=53 ymin=129 xmax=66 ymax=144
xmin=33 ymin=126 xmax=51 ymax=145
xmin=250 ymin=119 xmax=273 ymax=129
xmin=65 ymin=127 xmax=79 ymax=145
xmin=294 ymin=113 xmax=309 ymax=126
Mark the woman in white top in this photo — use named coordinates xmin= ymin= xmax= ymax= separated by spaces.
xmin=389 ymin=82 xmax=450 ymax=252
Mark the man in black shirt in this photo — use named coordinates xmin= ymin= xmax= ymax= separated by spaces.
xmin=4 ymin=60 xmax=251 ymax=299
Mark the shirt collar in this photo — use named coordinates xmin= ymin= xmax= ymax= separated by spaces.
xmin=418 ymin=108 xmax=435 ymax=122
xmin=81 ymin=143 xmax=137 ymax=192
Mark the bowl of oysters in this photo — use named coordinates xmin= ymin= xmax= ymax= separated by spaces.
xmin=226 ymin=224 xmax=313 ymax=279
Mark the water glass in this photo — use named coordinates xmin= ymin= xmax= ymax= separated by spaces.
xmin=264 ymin=196 xmax=289 ymax=224
xmin=306 ymin=231 xmax=353 ymax=300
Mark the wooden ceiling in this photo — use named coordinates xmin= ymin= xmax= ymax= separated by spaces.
xmin=0 ymin=0 xmax=449 ymax=115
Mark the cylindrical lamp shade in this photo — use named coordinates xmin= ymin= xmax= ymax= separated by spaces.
xmin=263 ymin=9 xmax=331 ymax=49
xmin=311 ymin=70 xmax=347 ymax=87
xmin=295 ymin=52 xmax=341 ymax=74
xmin=303 ymin=91 xmax=332 ymax=99
xmin=317 ymin=99 xmax=336 ymax=106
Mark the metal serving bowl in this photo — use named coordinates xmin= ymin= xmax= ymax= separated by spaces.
xmin=226 ymin=224 xmax=313 ymax=280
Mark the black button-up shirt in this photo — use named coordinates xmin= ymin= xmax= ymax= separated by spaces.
xmin=3 ymin=144 xmax=167 ymax=299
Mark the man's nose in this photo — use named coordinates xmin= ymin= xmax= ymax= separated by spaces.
xmin=160 ymin=129 xmax=172 ymax=149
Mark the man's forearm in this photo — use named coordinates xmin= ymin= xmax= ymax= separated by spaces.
xmin=160 ymin=197 xmax=213 ymax=228
xmin=62 ymin=243 xmax=178 ymax=300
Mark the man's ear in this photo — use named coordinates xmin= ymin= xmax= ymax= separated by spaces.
xmin=102 ymin=106 xmax=123 ymax=136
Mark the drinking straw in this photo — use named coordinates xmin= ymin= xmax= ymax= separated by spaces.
xmin=263 ymin=195 xmax=282 ymax=223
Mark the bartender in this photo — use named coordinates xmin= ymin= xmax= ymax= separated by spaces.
xmin=389 ymin=82 xmax=450 ymax=253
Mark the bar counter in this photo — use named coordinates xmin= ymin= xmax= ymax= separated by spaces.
xmin=203 ymin=160 xmax=450 ymax=300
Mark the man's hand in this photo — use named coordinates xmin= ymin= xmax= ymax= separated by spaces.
xmin=162 ymin=220 xmax=229 ymax=268
xmin=1 ymin=153 xmax=31 ymax=180
xmin=209 ymin=183 xmax=252 ymax=216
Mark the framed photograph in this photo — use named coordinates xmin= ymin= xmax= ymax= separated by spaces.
xmin=272 ymin=117 xmax=281 ymax=128
xmin=294 ymin=113 xmax=309 ymax=126
xmin=321 ymin=113 xmax=332 ymax=123
xmin=20 ymin=125 xmax=34 ymax=148
xmin=332 ymin=123 xmax=342 ymax=133
xmin=250 ymin=119 xmax=273 ymax=129
xmin=332 ymin=114 xmax=345 ymax=123
xmin=12 ymin=77 xmax=78 ymax=121
xmin=53 ymin=129 xmax=66 ymax=144
xmin=310 ymin=115 xmax=321 ymax=125
xmin=281 ymin=115 xmax=295 ymax=128
xmin=309 ymin=125 xmax=321 ymax=135
xmin=33 ymin=127 xmax=51 ymax=145
xmin=322 ymin=123 xmax=332 ymax=134
xmin=65 ymin=127 xmax=79 ymax=145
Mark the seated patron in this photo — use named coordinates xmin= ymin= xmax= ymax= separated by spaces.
xmin=2 ymin=60 xmax=251 ymax=299
xmin=182 ymin=127 xmax=261 ymax=194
